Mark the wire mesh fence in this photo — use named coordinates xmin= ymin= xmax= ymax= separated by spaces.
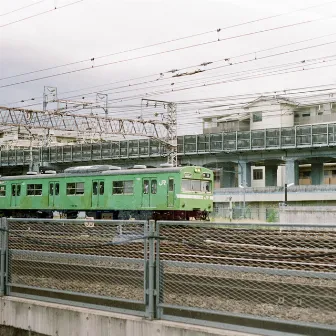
xmin=5 ymin=218 xmax=149 ymax=316
xmin=0 ymin=218 xmax=335 ymax=333
xmin=156 ymin=221 xmax=336 ymax=327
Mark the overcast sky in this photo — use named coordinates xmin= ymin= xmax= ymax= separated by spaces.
xmin=1 ymin=0 xmax=336 ymax=134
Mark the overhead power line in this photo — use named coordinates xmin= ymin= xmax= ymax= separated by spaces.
xmin=1 ymin=0 xmax=336 ymax=81
xmin=0 ymin=0 xmax=47 ymax=17
xmin=2 ymin=12 xmax=336 ymax=90
xmin=9 ymin=31 xmax=336 ymax=107
xmin=0 ymin=0 xmax=86 ymax=28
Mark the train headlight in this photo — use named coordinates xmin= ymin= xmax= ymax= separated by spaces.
xmin=194 ymin=168 xmax=201 ymax=173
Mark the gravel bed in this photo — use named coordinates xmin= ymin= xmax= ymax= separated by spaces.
xmin=164 ymin=293 xmax=336 ymax=325
xmin=11 ymin=254 xmax=336 ymax=286
xmin=12 ymin=275 xmax=144 ymax=302
xmin=11 ymin=274 xmax=336 ymax=325
xmin=163 ymin=265 xmax=336 ymax=286
xmin=11 ymin=255 xmax=145 ymax=271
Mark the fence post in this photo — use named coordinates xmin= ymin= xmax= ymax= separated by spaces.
xmin=155 ymin=221 xmax=163 ymax=319
xmin=0 ymin=218 xmax=7 ymax=296
xmin=146 ymin=219 xmax=156 ymax=320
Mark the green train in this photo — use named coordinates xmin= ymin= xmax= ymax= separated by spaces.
xmin=0 ymin=165 xmax=213 ymax=220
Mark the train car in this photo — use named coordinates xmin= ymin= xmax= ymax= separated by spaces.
xmin=0 ymin=165 xmax=213 ymax=220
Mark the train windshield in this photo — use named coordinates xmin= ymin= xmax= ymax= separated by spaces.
xmin=181 ymin=179 xmax=211 ymax=193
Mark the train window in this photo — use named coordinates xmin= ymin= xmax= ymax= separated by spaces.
xmin=99 ymin=181 xmax=104 ymax=195
xmin=50 ymin=183 xmax=59 ymax=196
xmin=12 ymin=184 xmax=21 ymax=196
xmin=27 ymin=184 xmax=42 ymax=196
xmin=181 ymin=179 xmax=205 ymax=192
xmin=66 ymin=182 xmax=84 ymax=195
xmin=181 ymin=180 xmax=190 ymax=192
xmin=202 ymin=181 xmax=211 ymax=193
xmin=169 ymin=178 xmax=174 ymax=192
xmin=92 ymin=182 xmax=98 ymax=195
xmin=112 ymin=181 xmax=123 ymax=194
xmin=124 ymin=181 xmax=133 ymax=194
xmin=55 ymin=183 xmax=59 ymax=196
xmin=143 ymin=180 xmax=149 ymax=194
xmin=191 ymin=180 xmax=201 ymax=192
xmin=0 ymin=186 xmax=5 ymax=197
xmin=113 ymin=180 xmax=133 ymax=194
xmin=151 ymin=180 xmax=157 ymax=194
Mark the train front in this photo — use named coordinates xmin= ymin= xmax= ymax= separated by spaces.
xmin=177 ymin=166 xmax=213 ymax=219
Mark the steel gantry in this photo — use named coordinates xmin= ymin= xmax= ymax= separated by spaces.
xmin=0 ymin=105 xmax=170 ymax=140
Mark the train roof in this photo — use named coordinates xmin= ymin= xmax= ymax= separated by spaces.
xmin=0 ymin=165 xmax=212 ymax=181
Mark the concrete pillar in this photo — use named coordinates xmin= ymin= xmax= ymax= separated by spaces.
xmin=220 ymin=163 xmax=236 ymax=188
xmin=311 ymin=162 xmax=324 ymax=185
xmin=265 ymin=165 xmax=278 ymax=187
xmin=238 ymin=161 xmax=251 ymax=187
xmin=285 ymin=159 xmax=299 ymax=185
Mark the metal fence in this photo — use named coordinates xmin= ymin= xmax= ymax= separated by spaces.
xmin=4 ymin=218 xmax=151 ymax=317
xmin=155 ymin=221 xmax=336 ymax=334
xmin=0 ymin=218 xmax=335 ymax=335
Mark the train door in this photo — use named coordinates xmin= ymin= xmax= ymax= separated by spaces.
xmin=141 ymin=178 xmax=157 ymax=208
xmin=49 ymin=182 xmax=60 ymax=207
xmin=167 ymin=177 xmax=174 ymax=207
xmin=10 ymin=183 xmax=21 ymax=207
xmin=92 ymin=179 xmax=105 ymax=208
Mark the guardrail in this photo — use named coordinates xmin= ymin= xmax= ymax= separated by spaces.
xmin=0 ymin=218 xmax=335 ymax=335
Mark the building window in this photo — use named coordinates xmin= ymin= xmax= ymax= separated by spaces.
xmin=66 ymin=182 xmax=84 ymax=195
xmin=0 ymin=186 xmax=5 ymax=196
xmin=302 ymin=113 xmax=310 ymax=117
xmin=27 ymin=184 xmax=43 ymax=196
xmin=301 ymin=171 xmax=310 ymax=178
xmin=113 ymin=180 xmax=133 ymax=194
xmin=252 ymin=112 xmax=262 ymax=122
xmin=253 ymin=169 xmax=263 ymax=180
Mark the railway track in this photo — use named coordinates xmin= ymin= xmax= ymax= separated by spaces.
xmin=10 ymin=259 xmax=336 ymax=310
xmin=8 ymin=238 xmax=336 ymax=272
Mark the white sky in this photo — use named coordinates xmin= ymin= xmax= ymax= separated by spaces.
xmin=1 ymin=0 xmax=336 ymax=134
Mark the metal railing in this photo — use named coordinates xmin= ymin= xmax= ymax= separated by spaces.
xmin=1 ymin=122 xmax=336 ymax=166
xmin=0 ymin=218 xmax=335 ymax=335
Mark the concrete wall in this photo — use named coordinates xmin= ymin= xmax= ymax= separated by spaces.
xmin=279 ymin=206 xmax=336 ymax=224
xmin=0 ymin=297 xmax=254 ymax=336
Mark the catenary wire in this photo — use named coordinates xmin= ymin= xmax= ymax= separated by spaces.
xmin=2 ymin=12 xmax=336 ymax=88
xmin=2 ymin=0 xmax=336 ymax=81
